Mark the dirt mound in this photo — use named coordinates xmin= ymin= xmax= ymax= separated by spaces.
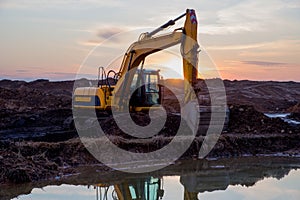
xmin=164 ymin=79 xmax=300 ymax=112
xmin=0 ymin=80 xmax=74 ymax=139
xmin=0 ymin=87 xmax=71 ymax=112
xmin=227 ymin=105 xmax=297 ymax=134
xmin=0 ymin=79 xmax=73 ymax=94
xmin=0 ymin=138 xmax=97 ymax=184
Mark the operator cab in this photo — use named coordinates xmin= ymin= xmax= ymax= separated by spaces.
xmin=130 ymin=69 xmax=163 ymax=110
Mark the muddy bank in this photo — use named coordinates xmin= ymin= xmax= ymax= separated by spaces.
xmin=1 ymin=117 xmax=299 ymax=186
xmin=0 ymin=138 xmax=98 ymax=185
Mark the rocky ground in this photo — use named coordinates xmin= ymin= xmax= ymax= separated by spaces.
xmin=0 ymin=79 xmax=300 ymax=186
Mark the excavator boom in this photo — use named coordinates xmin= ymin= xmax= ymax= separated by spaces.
xmin=114 ymin=31 xmax=183 ymax=109
xmin=113 ymin=9 xmax=199 ymax=110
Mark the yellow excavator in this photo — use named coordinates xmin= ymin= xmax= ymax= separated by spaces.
xmin=73 ymin=9 xmax=199 ymax=113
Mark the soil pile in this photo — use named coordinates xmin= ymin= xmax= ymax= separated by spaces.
xmin=227 ymin=105 xmax=298 ymax=134
xmin=224 ymin=80 xmax=300 ymax=112
xmin=0 ymin=138 xmax=97 ymax=184
xmin=0 ymin=79 xmax=76 ymax=141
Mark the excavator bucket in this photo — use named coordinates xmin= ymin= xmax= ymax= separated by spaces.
xmin=181 ymin=9 xmax=200 ymax=135
xmin=182 ymin=9 xmax=198 ymax=102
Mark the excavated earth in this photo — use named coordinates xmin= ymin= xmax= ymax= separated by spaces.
xmin=0 ymin=79 xmax=300 ymax=186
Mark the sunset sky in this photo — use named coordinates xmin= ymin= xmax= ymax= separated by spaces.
xmin=0 ymin=0 xmax=299 ymax=81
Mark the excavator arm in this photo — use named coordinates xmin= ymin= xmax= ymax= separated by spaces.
xmin=113 ymin=9 xmax=199 ymax=110
xmin=182 ymin=9 xmax=199 ymax=103
xmin=114 ymin=31 xmax=183 ymax=109
xmin=118 ymin=32 xmax=183 ymax=78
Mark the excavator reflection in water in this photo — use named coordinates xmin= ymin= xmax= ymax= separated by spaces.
xmin=90 ymin=156 xmax=298 ymax=200
xmin=93 ymin=176 xmax=198 ymax=200
xmin=94 ymin=177 xmax=164 ymax=200
xmin=4 ymin=157 xmax=298 ymax=199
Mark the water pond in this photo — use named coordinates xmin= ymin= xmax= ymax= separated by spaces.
xmin=7 ymin=157 xmax=300 ymax=200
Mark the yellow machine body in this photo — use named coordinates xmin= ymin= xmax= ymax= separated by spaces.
xmin=73 ymin=86 xmax=113 ymax=110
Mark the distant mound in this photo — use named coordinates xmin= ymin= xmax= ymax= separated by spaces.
xmin=1 ymin=78 xmax=299 ymax=113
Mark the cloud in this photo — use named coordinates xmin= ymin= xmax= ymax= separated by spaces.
xmin=206 ymin=39 xmax=300 ymax=66
xmin=228 ymin=170 xmax=300 ymax=200
xmin=79 ymin=39 xmax=103 ymax=47
xmin=44 ymin=71 xmax=98 ymax=80
xmin=224 ymin=60 xmax=291 ymax=67
xmin=200 ymin=0 xmax=299 ymax=35
xmin=64 ymin=28 xmax=94 ymax=33
xmin=79 ymin=26 xmax=131 ymax=47
xmin=0 ymin=0 xmax=125 ymax=9
xmin=206 ymin=42 xmax=270 ymax=50
xmin=32 ymin=184 xmax=95 ymax=196
xmin=241 ymin=60 xmax=287 ymax=67
xmin=200 ymin=24 xmax=256 ymax=35
xmin=15 ymin=69 xmax=30 ymax=73
xmin=0 ymin=69 xmax=97 ymax=81
xmin=97 ymin=27 xmax=126 ymax=40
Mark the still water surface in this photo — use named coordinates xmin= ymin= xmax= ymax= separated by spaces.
xmin=11 ymin=157 xmax=300 ymax=200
